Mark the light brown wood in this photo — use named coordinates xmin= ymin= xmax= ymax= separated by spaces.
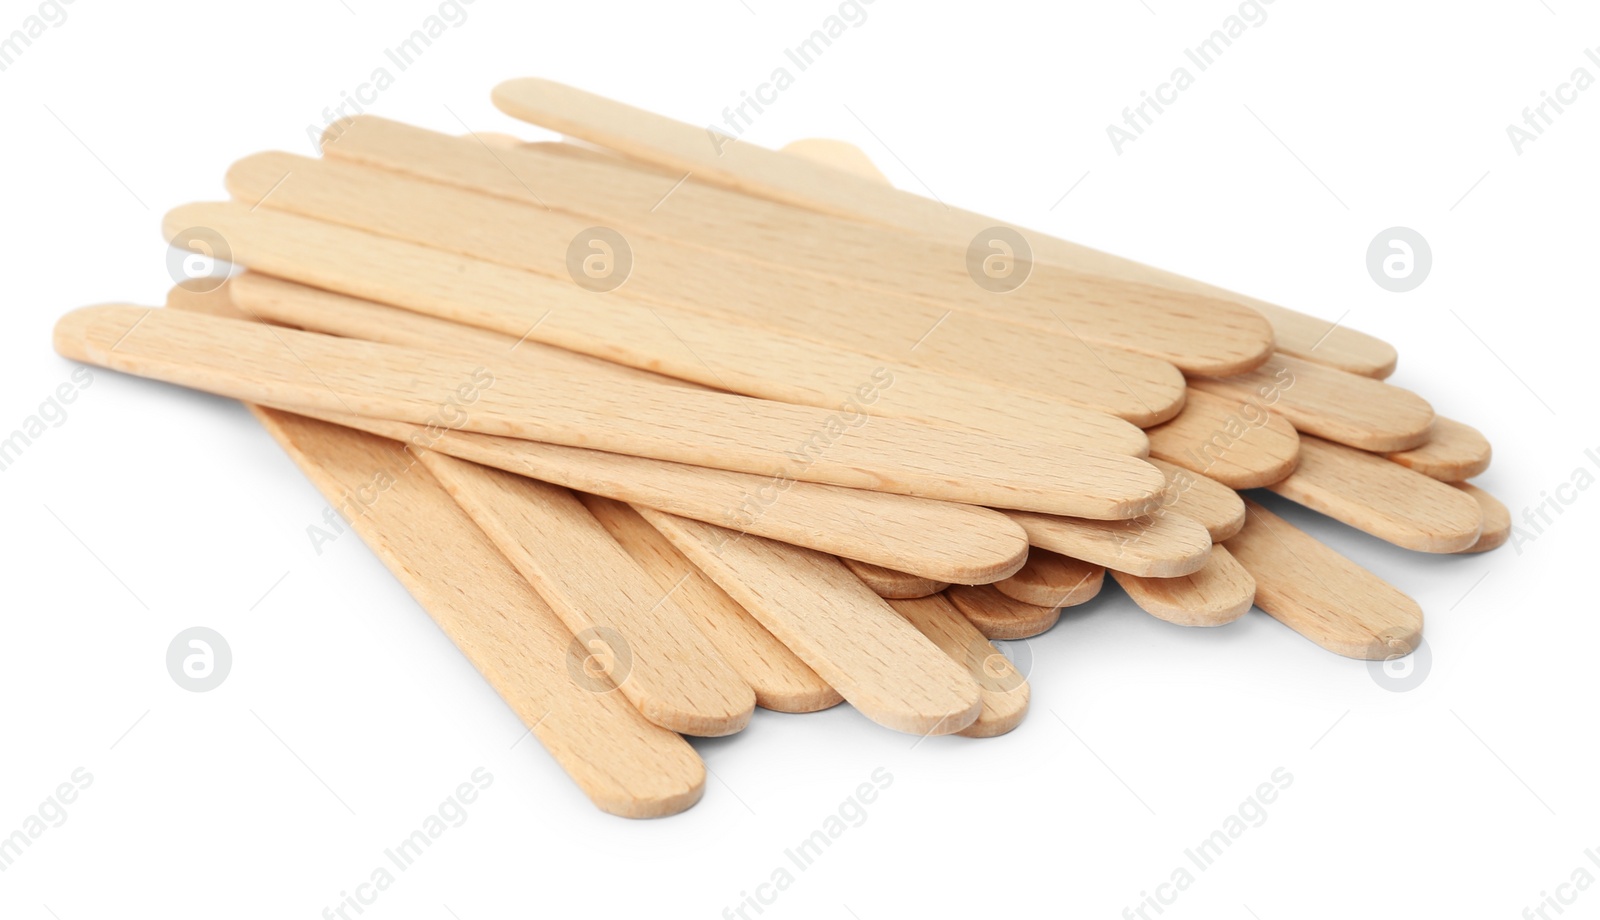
xmin=1147 ymin=458 xmax=1247 ymax=541
xmin=1267 ymin=435 xmax=1484 ymax=553
xmin=635 ymin=509 xmax=983 ymax=736
xmin=1004 ymin=510 xmax=1212 ymax=578
xmin=780 ymin=138 xmax=891 ymax=184
xmin=1111 ymin=546 xmax=1256 ymax=627
xmin=415 ymin=451 xmax=755 ymax=736
xmin=1225 ymin=500 xmax=1424 ymax=660
xmin=329 ymin=111 xmax=1274 ymax=376
xmin=494 ymin=81 xmax=1397 ymax=378
xmin=993 ymin=549 xmax=1105 ymax=609
xmin=945 ymin=584 xmax=1062 ymax=641
xmin=167 ymin=283 xmax=706 ymax=817
xmin=1146 ymin=387 xmax=1300 ymax=490
xmin=231 ymin=273 xmax=693 ymax=391
xmin=229 ymin=151 xmax=1183 ymax=428
xmin=483 ymin=80 xmax=1408 ymax=378
xmin=1453 ymin=482 xmax=1511 ymax=554
xmin=578 ymin=493 xmax=841 ymax=713
xmin=1244 ymin=301 xmax=1398 ymax=379
xmin=222 ymin=267 xmax=1148 ymax=458
xmin=1191 ymin=353 xmax=1434 ymax=452
xmin=259 ymin=414 xmax=708 ymax=816
xmin=294 ymin=411 xmax=1029 ymax=585
xmin=58 ymin=302 xmax=1169 ymax=519
xmin=183 ymin=200 xmax=1153 ymax=457
xmin=777 ymin=134 xmax=1401 ymax=382
xmin=839 ymin=559 xmax=949 ymax=599
xmin=224 ymin=274 xmax=1030 ymax=582
xmin=1387 ymin=417 xmax=1492 ymax=481
xmin=888 ymin=595 xmax=1030 ymax=737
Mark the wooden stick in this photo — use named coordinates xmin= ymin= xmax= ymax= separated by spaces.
xmin=325 ymin=113 xmax=1273 ymax=376
xmin=220 ymin=269 xmax=1148 ymax=458
xmin=1110 ymin=546 xmax=1256 ymax=628
xmin=170 ymin=281 xmax=706 ymax=816
xmin=775 ymin=135 xmax=1398 ymax=380
xmin=1452 ymin=482 xmax=1510 ymax=554
xmin=1190 ymin=353 xmax=1434 ymax=453
xmin=229 ymin=151 xmax=1183 ymax=428
xmin=225 ymin=275 xmax=1031 ymax=582
xmin=578 ymin=493 xmax=841 ymax=713
xmin=485 ymin=80 xmax=1389 ymax=376
xmin=292 ymin=410 xmax=1029 ymax=584
xmin=945 ymin=585 xmax=1062 ymax=641
xmin=993 ymin=549 xmax=1105 ymax=609
xmin=1386 ymin=417 xmax=1492 ymax=481
xmin=415 ymin=451 xmax=755 ymax=736
xmin=1003 ymin=510 xmax=1212 ymax=578
xmin=1225 ymin=500 xmax=1423 ymax=660
xmin=888 ymin=595 xmax=1030 ymax=737
xmin=1266 ymin=435 xmax=1484 ymax=553
xmin=1145 ymin=387 xmax=1300 ymax=490
xmin=839 ymin=559 xmax=949 ymax=599
xmin=634 ymin=509 xmax=984 ymax=736
xmin=1148 ymin=458 xmax=1247 ymax=541
xmin=56 ymin=303 xmax=1169 ymax=519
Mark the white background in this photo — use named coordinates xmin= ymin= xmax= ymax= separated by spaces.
xmin=2 ymin=1 xmax=1598 ymax=918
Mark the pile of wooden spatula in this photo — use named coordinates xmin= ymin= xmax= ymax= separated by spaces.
xmin=50 ymin=78 xmax=1506 ymax=818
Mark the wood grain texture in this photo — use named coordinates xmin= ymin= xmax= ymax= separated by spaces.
xmin=888 ymin=595 xmax=1030 ymax=737
xmin=416 ymin=451 xmax=755 ymax=736
xmin=945 ymin=584 xmax=1062 ymax=641
xmin=1243 ymin=301 xmax=1398 ymax=378
xmin=1225 ymin=500 xmax=1424 ymax=660
xmin=225 ymin=275 xmax=1030 ymax=582
xmin=1190 ymin=353 xmax=1435 ymax=452
xmin=346 ymin=129 xmax=1193 ymax=427
xmin=229 ymin=150 xmax=1180 ymax=429
xmin=579 ymin=493 xmax=841 ymax=713
xmin=230 ymin=272 xmax=691 ymax=391
xmin=1004 ymin=510 xmax=1212 ymax=578
xmin=1111 ymin=546 xmax=1256 ymax=628
xmin=58 ymin=302 xmax=1168 ymax=519
xmin=840 ymin=559 xmax=949 ymax=599
xmin=171 ymin=281 xmax=707 ymax=816
xmin=1266 ymin=435 xmax=1484 ymax=553
xmin=332 ymin=108 xmax=1273 ymax=376
xmin=1148 ymin=458 xmax=1247 ymax=541
xmin=635 ymin=509 xmax=983 ymax=736
xmin=994 ymin=549 xmax=1105 ymax=609
xmin=182 ymin=199 xmax=1153 ymax=457
xmin=782 ymin=132 xmax=1401 ymax=381
xmin=1386 ymin=416 xmax=1492 ymax=481
xmin=294 ymin=410 xmax=1030 ymax=585
xmin=255 ymin=413 xmax=708 ymax=816
xmin=1453 ymin=482 xmax=1511 ymax=554
xmin=494 ymin=83 xmax=1393 ymax=378
xmin=1146 ymin=388 xmax=1300 ymax=490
